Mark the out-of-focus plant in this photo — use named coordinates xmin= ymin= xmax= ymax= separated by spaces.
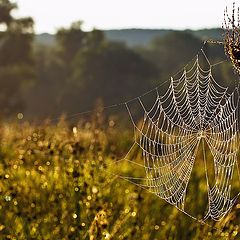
xmin=0 ymin=113 xmax=239 ymax=239
xmin=0 ymin=0 xmax=35 ymax=116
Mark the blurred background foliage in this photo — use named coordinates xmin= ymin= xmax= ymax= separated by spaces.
xmin=0 ymin=0 xmax=236 ymax=120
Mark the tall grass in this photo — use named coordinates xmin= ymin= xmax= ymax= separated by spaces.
xmin=0 ymin=117 xmax=239 ymax=239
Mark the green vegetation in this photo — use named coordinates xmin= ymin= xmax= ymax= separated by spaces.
xmin=0 ymin=0 xmax=235 ymax=121
xmin=0 ymin=0 xmax=34 ymax=115
xmin=0 ymin=116 xmax=239 ymax=239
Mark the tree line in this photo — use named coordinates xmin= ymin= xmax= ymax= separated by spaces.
xmin=0 ymin=0 xmax=235 ymax=120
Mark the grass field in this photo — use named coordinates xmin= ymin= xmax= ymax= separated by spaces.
xmin=0 ymin=115 xmax=239 ymax=240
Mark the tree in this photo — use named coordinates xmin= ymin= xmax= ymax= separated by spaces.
xmin=66 ymin=40 xmax=158 ymax=113
xmin=48 ymin=23 xmax=159 ymax=114
xmin=0 ymin=0 xmax=15 ymax=26
xmin=56 ymin=21 xmax=87 ymax=64
xmin=0 ymin=0 xmax=35 ymax=116
xmin=136 ymin=31 xmax=202 ymax=82
xmin=30 ymin=22 xmax=160 ymax=118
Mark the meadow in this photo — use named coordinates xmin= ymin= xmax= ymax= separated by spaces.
xmin=0 ymin=114 xmax=239 ymax=240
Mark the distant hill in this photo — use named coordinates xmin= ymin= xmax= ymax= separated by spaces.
xmin=35 ymin=28 xmax=223 ymax=48
xmin=104 ymin=29 xmax=173 ymax=47
xmin=188 ymin=28 xmax=223 ymax=42
xmin=105 ymin=28 xmax=223 ymax=47
xmin=35 ymin=33 xmax=55 ymax=46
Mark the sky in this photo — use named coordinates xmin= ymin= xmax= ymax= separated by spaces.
xmin=14 ymin=0 xmax=233 ymax=34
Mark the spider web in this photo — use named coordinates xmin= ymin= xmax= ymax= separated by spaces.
xmin=118 ymin=49 xmax=240 ymax=222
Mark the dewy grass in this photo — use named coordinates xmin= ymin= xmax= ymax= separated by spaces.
xmin=0 ymin=118 xmax=239 ymax=239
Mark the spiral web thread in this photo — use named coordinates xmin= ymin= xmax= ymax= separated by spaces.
xmin=122 ymin=49 xmax=240 ymax=222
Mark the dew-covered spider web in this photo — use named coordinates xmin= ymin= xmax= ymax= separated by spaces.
xmin=115 ymin=47 xmax=240 ymax=222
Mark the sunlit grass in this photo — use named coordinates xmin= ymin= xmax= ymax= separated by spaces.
xmin=0 ymin=118 xmax=239 ymax=239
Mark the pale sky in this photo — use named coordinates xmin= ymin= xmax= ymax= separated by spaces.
xmin=13 ymin=0 xmax=233 ymax=33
